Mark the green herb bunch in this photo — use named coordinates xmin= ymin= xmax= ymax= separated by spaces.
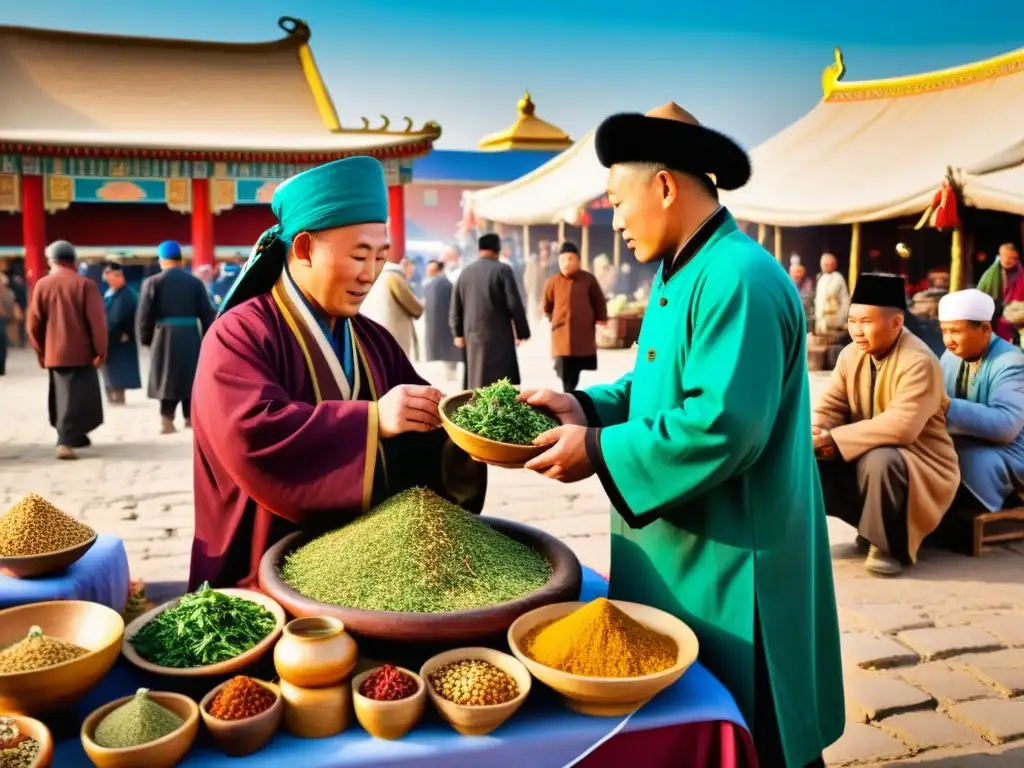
xmin=128 ymin=583 xmax=277 ymax=668
xmin=451 ymin=378 xmax=558 ymax=446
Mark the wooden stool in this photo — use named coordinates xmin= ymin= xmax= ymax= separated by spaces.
xmin=972 ymin=507 xmax=1024 ymax=556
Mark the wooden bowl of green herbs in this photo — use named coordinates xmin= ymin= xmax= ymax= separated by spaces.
xmin=121 ymin=586 xmax=286 ymax=678
xmin=439 ymin=381 xmax=559 ymax=469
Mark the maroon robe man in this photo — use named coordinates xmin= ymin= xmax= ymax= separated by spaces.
xmin=189 ymin=157 xmax=486 ymax=590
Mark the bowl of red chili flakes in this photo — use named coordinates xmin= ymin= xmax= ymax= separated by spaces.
xmin=351 ymin=665 xmax=426 ymax=740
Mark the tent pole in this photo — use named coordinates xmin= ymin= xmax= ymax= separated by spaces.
xmin=849 ymin=221 xmax=861 ymax=293
xmin=951 ymin=227 xmax=965 ymax=292
xmin=774 ymin=226 xmax=783 ymax=263
xmin=757 ymin=223 xmax=767 ymax=246
xmin=522 ymin=224 xmax=531 ymax=261
xmin=613 ymin=235 xmax=622 ymax=270
xmin=581 ymin=226 xmax=591 ymax=270
xmin=558 ymin=220 xmax=566 ymax=243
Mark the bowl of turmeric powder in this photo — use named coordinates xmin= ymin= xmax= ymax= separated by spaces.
xmin=507 ymin=597 xmax=699 ymax=717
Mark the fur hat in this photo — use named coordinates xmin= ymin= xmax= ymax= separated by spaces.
xmin=595 ymin=102 xmax=751 ymax=191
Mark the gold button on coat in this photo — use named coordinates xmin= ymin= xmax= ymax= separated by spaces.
xmin=647 ymin=348 xmax=656 ymax=362
xmin=659 ymin=297 xmax=668 ymax=307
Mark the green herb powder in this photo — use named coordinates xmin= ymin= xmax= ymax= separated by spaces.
xmin=450 ymin=378 xmax=558 ymax=445
xmin=93 ymin=688 xmax=184 ymax=749
xmin=128 ymin=584 xmax=276 ymax=668
xmin=280 ymin=488 xmax=552 ymax=613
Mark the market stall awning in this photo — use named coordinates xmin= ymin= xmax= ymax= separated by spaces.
xmin=465 ymin=46 xmax=1024 ymax=227
xmin=962 ymin=163 xmax=1024 ymax=216
xmin=463 ymin=129 xmax=605 ymax=225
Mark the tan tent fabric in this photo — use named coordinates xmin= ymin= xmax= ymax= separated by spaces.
xmin=464 ymin=129 xmax=604 ymax=225
xmin=963 ymin=165 xmax=1024 ymax=215
xmin=464 ymin=47 xmax=1024 ymax=227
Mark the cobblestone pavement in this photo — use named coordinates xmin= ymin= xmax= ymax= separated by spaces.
xmin=1 ymin=332 xmax=1022 ymax=766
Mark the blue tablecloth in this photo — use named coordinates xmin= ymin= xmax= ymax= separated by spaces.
xmin=0 ymin=534 xmax=130 ymax=613
xmin=51 ymin=568 xmax=747 ymax=767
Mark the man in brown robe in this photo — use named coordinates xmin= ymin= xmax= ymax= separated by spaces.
xmin=26 ymin=240 xmax=107 ymax=460
xmin=813 ymin=273 xmax=959 ymax=575
xmin=542 ymin=241 xmax=608 ymax=391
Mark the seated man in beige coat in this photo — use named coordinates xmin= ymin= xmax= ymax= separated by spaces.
xmin=813 ymin=273 xmax=959 ymax=576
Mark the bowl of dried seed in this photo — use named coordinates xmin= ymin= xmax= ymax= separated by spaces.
xmin=0 ymin=600 xmax=125 ymax=714
xmin=0 ymin=714 xmax=53 ymax=768
xmin=420 ymin=648 xmax=531 ymax=736
xmin=81 ymin=689 xmax=199 ymax=768
xmin=0 ymin=494 xmax=97 ymax=579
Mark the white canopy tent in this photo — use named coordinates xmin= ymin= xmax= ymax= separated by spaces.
xmin=963 ymin=164 xmax=1024 ymax=216
xmin=464 ymin=47 xmax=1024 ymax=229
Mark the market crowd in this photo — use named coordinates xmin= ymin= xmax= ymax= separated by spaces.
xmin=7 ymin=102 xmax=1024 ymax=768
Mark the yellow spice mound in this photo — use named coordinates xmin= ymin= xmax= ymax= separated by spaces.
xmin=0 ymin=493 xmax=95 ymax=557
xmin=523 ymin=597 xmax=678 ymax=678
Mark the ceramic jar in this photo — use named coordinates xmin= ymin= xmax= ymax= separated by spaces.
xmin=274 ymin=617 xmax=358 ymax=688
xmin=279 ymin=678 xmax=351 ymax=739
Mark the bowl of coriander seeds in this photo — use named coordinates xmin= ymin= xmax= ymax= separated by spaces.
xmin=420 ymin=648 xmax=531 ymax=736
xmin=0 ymin=493 xmax=97 ymax=579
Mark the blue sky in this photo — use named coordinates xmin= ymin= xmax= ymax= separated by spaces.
xmin=2 ymin=0 xmax=1021 ymax=150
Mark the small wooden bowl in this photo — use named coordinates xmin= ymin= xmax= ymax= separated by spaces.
xmin=0 ymin=534 xmax=97 ymax=579
xmin=259 ymin=523 xmax=582 ymax=644
xmin=121 ymin=588 xmax=285 ymax=677
xmin=81 ymin=691 xmax=199 ymax=768
xmin=0 ymin=600 xmax=124 ymax=714
xmin=507 ymin=600 xmax=699 ymax=717
xmin=420 ymin=648 xmax=531 ymax=736
xmin=199 ymin=678 xmax=282 ymax=757
xmin=0 ymin=714 xmax=54 ymax=767
xmin=438 ymin=391 xmax=555 ymax=468
xmin=351 ymin=666 xmax=425 ymax=740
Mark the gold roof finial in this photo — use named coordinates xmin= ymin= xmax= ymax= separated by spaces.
xmin=517 ymin=91 xmax=536 ymax=117
xmin=477 ymin=91 xmax=572 ymax=152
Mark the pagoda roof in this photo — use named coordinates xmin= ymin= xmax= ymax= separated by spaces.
xmin=477 ymin=92 xmax=572 ymax=152
xmin=0 ymin=18 xmax=440 ymax=160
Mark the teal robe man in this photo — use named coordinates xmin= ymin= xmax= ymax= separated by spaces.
xmin=574 ymin=210 xmax=845 ymax=766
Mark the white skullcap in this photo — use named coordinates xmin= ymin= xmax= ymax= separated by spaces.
xmin=938 ymin=289 xmax=995 ymax=323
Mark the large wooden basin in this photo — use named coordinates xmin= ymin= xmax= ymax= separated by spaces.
xmin=259 ymin=518 xmax=582 ymax=644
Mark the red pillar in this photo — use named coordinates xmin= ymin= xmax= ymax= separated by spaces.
xmin=387 ymin=185 xmax=406 ymax=264
xmin=190 ymin=177 xmax=215 ymax=270
xmin=20 ymin=173 xmax=46 ymax=288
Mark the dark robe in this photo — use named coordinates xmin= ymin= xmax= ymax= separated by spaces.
xmin=49 ymin=366 xmax=102 ymax=447
xmin=102 ymin=287 xmax=141 ymax=390
xmin=450 ymin=257 xmax=530 ymax=389
xmin=137 ymin=267 xmax=216 ymax=402
xmin=188 ymin=294 xmax=487 ymax=590
xmin=424 ymin=275 xmax=461 ymax=364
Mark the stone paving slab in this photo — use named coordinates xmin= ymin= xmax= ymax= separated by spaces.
xmin=895 ymin=627 xmax=1004 ymax=662
xmin=961 ymin=665 xmax=1024 ymax=698
xmin=972 ymin=614 xmax=1024 ymax=648
xmin=877 ymin=710 xmax=985 ymax=752
xmin=824 ymin=723 xmax=912 ymax=766
xmin=844 ymin=670 xmax=934 ymax=721
xmin=897 ymin=663 xmax=994 ymax=705
xmin=843 ymin=605 xmax=934 ymax=635
xmin=947 ymin=699 xmax=1024 ymax=744
xmin=842 ymin=632 xmax=920 ymax=669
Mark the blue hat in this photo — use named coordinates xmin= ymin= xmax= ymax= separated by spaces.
xmin=158 ymin=240 xmax=182 ymax=261
xmin=221 ymin=263 xmax=241 ymax=276
xmin=217 ymin=156 xmax=389 ymax=316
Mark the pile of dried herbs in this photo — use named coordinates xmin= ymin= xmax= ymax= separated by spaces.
xmin=128 ymin=583 xmax=276 ymax=668
xmin=450 ymin=378 xmax=557 ymax=445
xmin=280 ymin=488 xmax=552 ymax=613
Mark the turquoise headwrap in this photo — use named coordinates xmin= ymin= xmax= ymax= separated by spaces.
xmin=217 ymin=156 xmax=390 ymax=316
